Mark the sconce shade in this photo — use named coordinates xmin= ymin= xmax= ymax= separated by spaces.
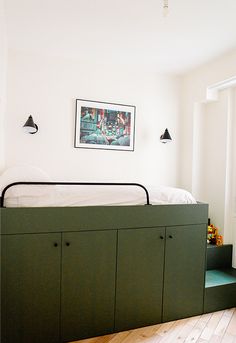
xmin=160 ymin=128 xmax=172 ymax=143
xmin=23 ymin=115 xmax=38 ymax=134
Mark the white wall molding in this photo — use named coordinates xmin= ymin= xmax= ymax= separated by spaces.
xmin=206 ymin=76 xmax=236 ymax=102
xmin=223 ymin=88 xmax=235 ymax=245
xmin=192 ymin=76 xmax=236 ymax=266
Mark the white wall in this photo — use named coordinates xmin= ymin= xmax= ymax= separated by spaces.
xmin=181 ymin=49 xmax=236 ymax=263
xmin=4 ymin=50 xmax=181 ymax=186
xmin=0 ymin=0 xmax=7 ymax=172
xmin=192 ymin=90 xmax=228 ymax=230
xmin=180 ymin=48 xmax=236 ymax=192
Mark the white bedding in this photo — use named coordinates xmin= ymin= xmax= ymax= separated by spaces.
xmin=0 ymin=165 xmax=197 ymax=207
xmin=3 ymin=184 xmax=197 ymax=207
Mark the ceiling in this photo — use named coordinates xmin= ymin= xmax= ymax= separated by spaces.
xmin=4 ymin=0 xmax=236 ymax=74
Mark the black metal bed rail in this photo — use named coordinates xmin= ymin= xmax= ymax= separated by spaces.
xmin=0 ymin=181 xmax=150 ymax=208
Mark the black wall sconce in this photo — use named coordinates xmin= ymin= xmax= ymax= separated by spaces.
xmin=160 ymin=128 xmax=172 ymax=143
xmin=23 ymin=115 xmax=38 ymax=134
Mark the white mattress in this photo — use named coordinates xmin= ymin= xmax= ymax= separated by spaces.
xmin=3 ymin=184 xmax=197 ymax=207
xmin=0 ymin=166 xmax=197 ymax=207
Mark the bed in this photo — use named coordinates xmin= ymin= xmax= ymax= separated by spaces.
xmin=0 ymin=179 xmax=208 ymax=343
xmin=0 ymin=180 xmax=198 ymax=207
xmin=0 ymin=180 xmax=206 ymax=234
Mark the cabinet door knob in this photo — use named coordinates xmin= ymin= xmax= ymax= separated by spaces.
xmin=54 ymin=243 xmax=58 ymax=247
xmin=160 ymin=236 xmax=164 ymax=240
xmin=169 ymin=235 xmax=173 ymax=239
xmin=66 ymin=242 xmax=70 ymax=247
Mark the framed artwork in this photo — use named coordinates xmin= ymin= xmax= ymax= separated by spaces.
xmin=74 ymin=99 xmax=135 ymax=151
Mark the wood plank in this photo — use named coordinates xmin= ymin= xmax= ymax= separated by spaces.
xmin=170 ymin=321 xmax=199 ymax=343
xmin=75 ymin=334 xmax=116 ymax=343
xmin=184 ymin=314 xmax=210 ymax=342
xmin=156 ymin=318 xmax=189 ymax=342
xmin=208 ymin=334 xmax=224 ymax=342
xmin=214 ymin=309 xmax=235 ymax=337
xmin=200 ymin=310 xmax=224 ymax=340
xmin=221 ymin=333 xmax=236 ymax=343
xmin=154 ymin=321 xmax=176 ymax=336
xmin=108 ymin=331 xmax=133 ymax=343
xmin=71 ymin=308 xmax=236 ymax=343
xmin=225 ymin=308 xmax=236 ymax=335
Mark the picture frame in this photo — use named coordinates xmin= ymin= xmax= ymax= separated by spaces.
xmin=74 ymin=99 xmax=135 ymax=151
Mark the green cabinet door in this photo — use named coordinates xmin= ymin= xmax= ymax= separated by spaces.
xmin=163 ymin=224 xmax=206 ymax=322
xmin=1 ymin=233 xmax=61 ymax=343
xmin=61 ymin=230 xmax=117 ymax=342
xmin=115 ymin=227 xmax=165 ymax=332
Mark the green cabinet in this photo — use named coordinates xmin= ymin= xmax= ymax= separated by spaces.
xmin=1 ymin=223 xmax=206 ymax=342
xmin=1 ymin=233 xmax=61 ymax=343
xmin=115 ymin=224 xmax=207 ymax=331
xmin=163 ymin=225 xmax=206 ymax=322
xmin=1 ymin=230 xmax=117 ymax=343
xmin=115 ymin=227 xmax=165 ymax=331
xmin=61 ymin=230 xmax=117 ymax=341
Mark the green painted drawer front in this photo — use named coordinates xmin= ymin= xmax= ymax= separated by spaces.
xmin=1 ymin=203 xmax=208 ymax=234
xmin=61 ymin=230 xmax=117 ymax=341
xmin=162 ymin=225 xmax=206 ymax=322
xmin=115 ymin=227 xmax=165 ymax=331
xmin=204 ymin=283 xmax=236 ymax=313
xmin=1 ymin=233 xmax=61 ymax=343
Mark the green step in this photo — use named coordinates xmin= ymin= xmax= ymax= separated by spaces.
xmin=205 ymin=268 xmax=236 ymax=287
xmin=206 ymin=244 xmax=232 ymax=270
xmin=204 ymin=268 xmax=236 ymax=313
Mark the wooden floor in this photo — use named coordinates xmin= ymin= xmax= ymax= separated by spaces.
xmin=72 ymin=308 xmax=236 ymax=343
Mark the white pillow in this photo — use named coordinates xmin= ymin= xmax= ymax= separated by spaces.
xmin=148 ymin=186 xmax=197 ymax=204
xmin=0 ymin=165 xmax=53 ymax=198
